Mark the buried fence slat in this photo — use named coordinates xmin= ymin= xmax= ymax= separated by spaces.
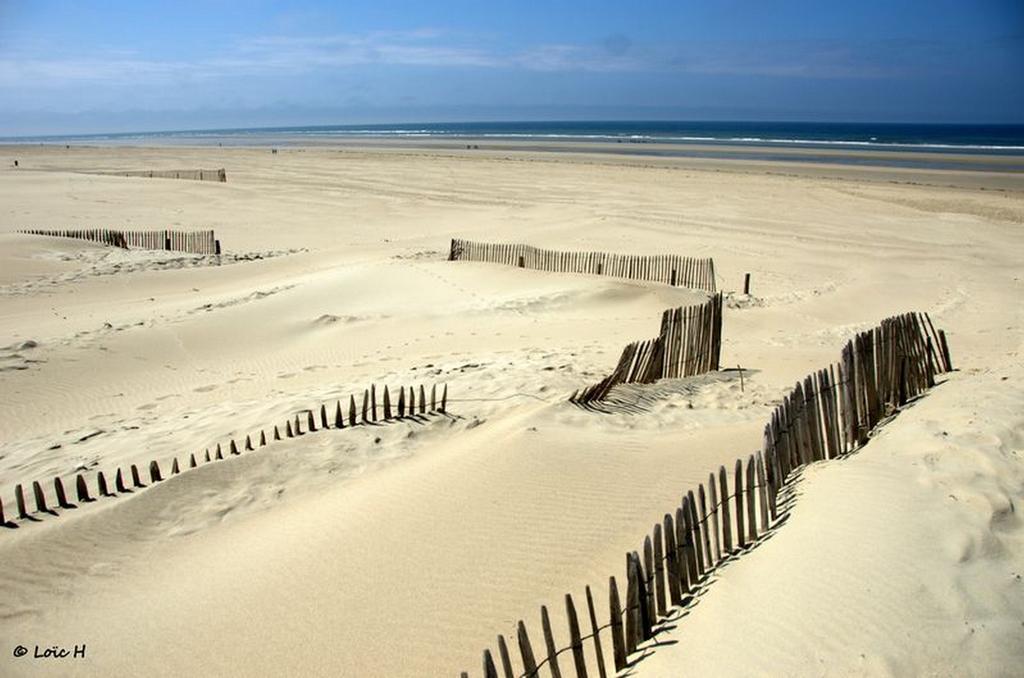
xmin=643 ymin=537 xmax=656 ymax=627
xmin=624 ymin=554 xmax=639 ymax=653
xmin=585 ymin=585 xmax=608 ymax=678
xmin=735 ymin=459 xmax=746 ymax=549
xmin=245 ymin=434 xmax=253 ymax=451
xmin=131 ymin=464 xmax=144 ymax=488
xmin=172 ymin=458 xmax=180 ymax=474
xmin=675 ymin=506 xmax=693 ymax=595
xmin=653 ymin=523 xmax=667 ymax=617
xmin=383 ymin=386 xmax=392 ymax=419
xmin=149 ymin=460 xmax=162 ymax=483
xmin=746 ymin=455 xmax=758 ymax=542
xmin=663 ymin=514 xmax=681 ymax=606
xmin=335 ymin=401 xmax=344 ymax=428
xmin=483 ymin=648 xmax=499 ymax=678
xmin=371 ymin=384 xmax=378 ymax=421
xmin=541 ymin=605 xmax=563 ymax=678
xmin=698 ymin=484 xmax=713 ymax=568
xmin=307 ymin=410 xmax=317 ymax=433
xmin=32 ymin=481 xmax=48 ymax=513
xmin=565 ymin=594 xmax=589 ymax=678
xmin=362 ymin=391 xmax=369 ymax=423
xmin=517 ymin=620 xmax=540 ymax=678
xmin=321 ymin=404 xmax=329 ymax=429
xmin=496 ymin=635 xmax=514 ymax=678
xmin=708 ymin=473 xmax=722 ymax=563
xmin=757 ymin=451 xmax=770 ymax=533
xmin=190 ymin=453 xmax=198 ymax=468
xmin=115 ymin=469 xmax=128 ymax=493
xmin=608 ymin=576 xmax=627 ymax=671
xmin=54 ymin=477 xmax=73 ymax=508
xmin=686 ymin=490 xmax=705 ymax=576
xmin=76 ymin=474 xmax=92 ymax=502
xmin=349 ymin=395 xmax=357 ymax=426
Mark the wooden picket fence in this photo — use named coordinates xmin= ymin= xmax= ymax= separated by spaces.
xmin=0 ymin=383 xmax=448 ymax=529
xmin=571 ymin=293 xmax=723 ymax=405
xmin=96 ymin=168 xmax=227 ymax=182
xmin=18 ymin=228 xmax=219 ymax=255
xmin=459 ymin=312 xmax=952 ymax=678
xmin=448 ymin=239 xmax=717 ymax=292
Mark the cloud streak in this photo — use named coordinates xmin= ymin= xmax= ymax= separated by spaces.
xmin=0 ymin=29 xmax=974 ymax=91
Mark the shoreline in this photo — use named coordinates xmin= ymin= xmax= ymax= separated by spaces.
xmin=4 ymin=138 xmax=1023 ymax=192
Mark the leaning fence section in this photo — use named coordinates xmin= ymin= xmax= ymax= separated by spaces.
xmin=93 ymin=168 xmax=227 ymax=182
xmin=0 ymin=383 xmax=448 ymax=529
xmin=460 ymin=312 xmax=951 ymax=678
xmin=18 ymin=228 xmax=220 ymax=255
xmin=448 ymin=238 xmax=716 ymax=293
xmin=571 ymin=293 xmax=723 ymax=405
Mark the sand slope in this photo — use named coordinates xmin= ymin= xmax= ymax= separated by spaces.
xmin=0 ymin=144 xmax=1022 ymax=676
xmin=633 ymin=368 xmax=1024 ymax=677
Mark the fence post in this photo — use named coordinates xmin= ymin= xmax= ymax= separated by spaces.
xmin=517 ymin=620 xmax=539 ymax=678
xmin=653 ymin=524 xmax=666 ymax=616
xmin=735 ymin=459 xmax=746 ymax=549
xmin=608 ymin=576 xmax=627 ymax=671
xmin=585 ymin=585 xmax=609 ymax=678
xmin=540 ymin=605 xmax=562 ymax=678
xmin=565 ymin=593 xmax=588 ymax=678
xmin=54 ymin=477 xmax=73 ymax=508
xmin=496 ymin=635 xmax=514 ymax=678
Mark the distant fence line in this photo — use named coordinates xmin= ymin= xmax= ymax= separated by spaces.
xmin=571 ymin=293 xmax=723 ymax=406
xmin=18 ymin=228 xmax=220 ymax=255
xmin=459 ymin=312 xmax=952 ymax=678
xmin=0 ymin=383 xmax=448 ymax=529
xmin=92 ymin=168 xmax=227 ymax=182
xmin=448 ymin=239 xmax=717 ymax=293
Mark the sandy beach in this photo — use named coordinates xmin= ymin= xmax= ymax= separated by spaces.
xmin=1 ymin=142 xmax=1022 ymax=677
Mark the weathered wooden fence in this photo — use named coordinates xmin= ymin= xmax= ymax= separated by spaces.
xmin=94 ymin=168 xmax=227 ymax=182
xmin=0 ymin=383 xmax=448 ymax=529
xmin=460 ymin=312 xmax=952 ymax=678
xmin=571 ymin=293 xmax=724 ymax=405
xmin=448 ymin=239 xmax=717 ymax=292
xmin=18 ymin=228 xmax=220 ymax=255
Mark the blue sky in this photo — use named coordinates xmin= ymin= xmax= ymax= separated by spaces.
xmin=0 ymin=0 xmax=1022 ymax=134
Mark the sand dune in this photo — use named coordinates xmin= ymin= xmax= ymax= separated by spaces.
xmin=0 ymin=143 xmax=1022 ymax=676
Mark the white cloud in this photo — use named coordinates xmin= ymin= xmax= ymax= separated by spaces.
xmin=0 ymin=30 xmax=924 ymax=92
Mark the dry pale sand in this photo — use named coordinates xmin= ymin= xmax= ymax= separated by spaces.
xmin=0 ymin=143 xmax=1022 ymax=677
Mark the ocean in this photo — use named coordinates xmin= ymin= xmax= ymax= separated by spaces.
xmin=5 ymin=121 xmax=1024 ymax=171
